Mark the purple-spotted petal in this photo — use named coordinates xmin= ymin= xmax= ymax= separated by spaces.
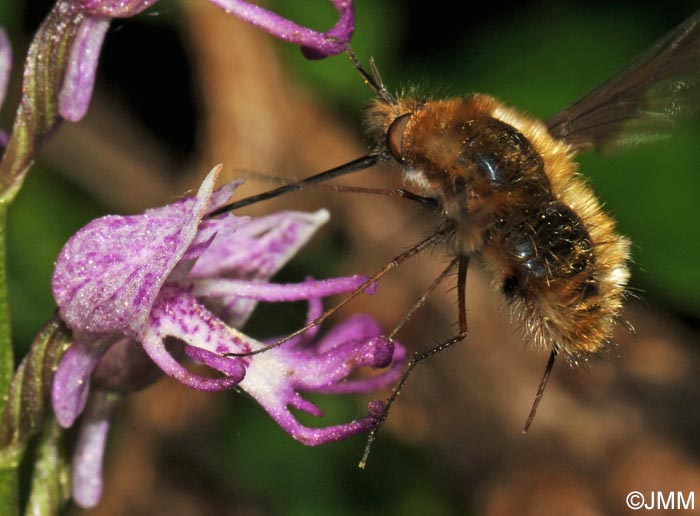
xmin=239 ymin=330 xmax=404 ymax=446
xmin=207 ymin=0 xmax=354 ymax=59
xmin=52 ymin=166 xmax=222 ymax=337
xmin=191 ymin=210 xmax=331 ymax=278
xmin=191 ymin=209 xmax=334 ymax=326
xmin=52 ymin=336 xmax=114 ymax=428
xmin=318 ymin=341 xmax=407 ymax=394
xmin=184 ymin=346 xmax=246 ymax=380
xmin=308 ymin=315 xmax=408 ymax=394
xmin=291 ymin=336 xmax=396 ymax=389
xmin=59 ymin=16 xmax=110 ymax=122
xmin=70 ymin=391 xmax=121 ymax=508
xmin=183 ymin=215 xmax=249 ymax=263
xmin=139 ymin=285 xmax=250 ymax=390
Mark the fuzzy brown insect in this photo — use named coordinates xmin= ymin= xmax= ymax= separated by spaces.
xmin=213 ymin=10 xmax=700 ymax=461
xmin=366 ymin=92 xmax=630 ymax=359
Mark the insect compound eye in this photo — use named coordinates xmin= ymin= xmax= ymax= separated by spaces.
xmin=386 ymin=113 xmax=412 ymax=163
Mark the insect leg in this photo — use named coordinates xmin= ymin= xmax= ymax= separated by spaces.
xmin=224 ymin=228 xmax=450 ymax=358
xmin=522 ymin=347 xmax=558 ymax=433
xmin=359 ymin=254 xmax=470 ymax=468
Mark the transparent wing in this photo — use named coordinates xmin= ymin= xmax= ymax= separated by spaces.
xmin=546 ymin=11 xmax=700 ymax=153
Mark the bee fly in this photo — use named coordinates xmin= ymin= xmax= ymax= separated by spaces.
xmin=212 ymin=10 xmax=700 ymax=464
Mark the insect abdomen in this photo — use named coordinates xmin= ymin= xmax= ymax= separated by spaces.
xmin=483 ymin=184 xmax=629 ymax=357
xmin=500 ymin=202 xmax=595 ymax=296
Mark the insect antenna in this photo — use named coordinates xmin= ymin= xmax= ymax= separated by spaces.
xmin=522 ymin=347 xmax=559 ymax=433
xmin=359 ymin=255 xmax=470 ymax=469
xmin=346 ymin=47 xmax=396 ymax=105
xmin=224 ymin=227 xmax=451 ymax=358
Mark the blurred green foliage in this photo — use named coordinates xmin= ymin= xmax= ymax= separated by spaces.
xmin=1 ymin=1 xmax=698 ymax=515
xmin=214 ymin=395 xmax=461 ymax=516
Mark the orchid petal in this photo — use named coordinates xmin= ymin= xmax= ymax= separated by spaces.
xmin=191 ymin=210 xmax=331 ymax=278
xmin=52 ymin=166 xmax=222 ymax=337
xmin=79 ymin=0 xmax=158 ymax=18
xmin=206 ymin=179 xmax=243 ymax=213
xmin=0 ymin=28 xmax=11 ymax=111
xmin=290 ymin=336 xmax=395 ymax=389
xmin=192 ymin=275 xmax=370 ymax=302
xmin=315 ymin=314 xmax=384 ymax=353
xmin=184 ymin=346 xmax=246 ymax=380
xmin=289 ymin=392 xmax=323 ymax=417
xmin=59 ymin=16 xmax=110 ymax=122
xmin=290 ymin=314 xmax=408 ymax=394
xmin=207 ymin=0 xmax=354 ymax=59
xmin=70 ymin=391 xmax=120 ymax=508
xmin=139 ymin=286 xmax=249 ymax=390
xmin=301 ymin=295 xmax=324 ymax=342
xmin=191 ymin=210 xmax=333 ymax=327
xmin=140 ymin=328 xmax=242 ymax=392
xmin=183 ymin=215 xmax=250 ymax=263
xmin=52 ymin=336 xmax=113 ymax=428
xmin=239 ymin=333 xmax=403 ymax=446
xmin=317 ymin=342 xmax=407 ymax=394
xmin=263 ymin=401 xmax=382 ymax=446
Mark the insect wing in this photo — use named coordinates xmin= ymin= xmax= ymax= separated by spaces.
xmin=546 ymin=11 xmax=700 ymax=153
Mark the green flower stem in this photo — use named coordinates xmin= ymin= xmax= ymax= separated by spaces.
xmin=25 ymin=420 xmax=69 ymax=516
xmin=0 ymin=206 xmax=16 ymax=514
xmin=0 ymin=207 xmax=10 ymax=421
xmin=0 ymin=468 xmax=18 ymax=516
